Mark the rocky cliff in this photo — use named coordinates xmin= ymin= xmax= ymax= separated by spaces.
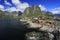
xmin=23 ymin=5 xmax=43 ymax=19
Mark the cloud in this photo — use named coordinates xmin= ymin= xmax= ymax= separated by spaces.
xmin=5 ymin=7 xmax=24 ymax=12
xmin=4 ymin=0 xmax=12 ymax=6
xmin=11 ymin=0 xmax=29 ymax=12
xmin=39 ymin=5 xmax=46 ymax=11
xmin=5 ymin=7 xmax=17 ymax=12
xmin=0 ymin=0 xmax=29 ymax=12
xmin=50 ymin=7 xmax=60 ymax=14
xmin=0 ymin=0 xmax=47 ymax=12
xmin=0 ymin=5 xmax=4 ymax=9
xmin=0 ymin=5 xmax=5 ymax=11
xmin=12 ymin=0 xmax=21 ymax=5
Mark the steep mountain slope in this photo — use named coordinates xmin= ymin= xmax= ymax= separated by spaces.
xmin=23 ymin=5 xmax=43 ymax=19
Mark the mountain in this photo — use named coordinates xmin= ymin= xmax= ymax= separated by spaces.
xmin=54 ymin=14 xmax=60 ymax=16
xmin=11 ymin=11 xmax=22 ymax=16
xmin=24 ymin=7 xmax=31 ymax=16
xmin=23 ymin=5 xmax=43 ymax=18
xmin=31 ymin=5 xmax=42 ymax=14
xmin=0 ymin=10 xmax=23 ymax=18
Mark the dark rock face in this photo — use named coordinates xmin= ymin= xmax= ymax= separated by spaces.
xmin=25 ymin=31 xmax=60 ymax=40
xmin=52 ymin=30 xmax=60 ymax=40
xmin=25 ymin=31 xmax=49 ymax=40
xmin=18 ymin=11 xmax=22 ymax=16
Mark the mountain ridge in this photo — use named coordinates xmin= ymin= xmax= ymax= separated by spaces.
xmin=54 ymin=14 xmax=60 ymax=16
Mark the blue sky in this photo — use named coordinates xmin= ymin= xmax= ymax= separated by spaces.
xmin=0 ymin=0 xmax=60 ymax=14
xmin=20 ymin=0 xmax=60 ymax=10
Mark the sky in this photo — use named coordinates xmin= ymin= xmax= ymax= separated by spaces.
xmin=0 ymin=0 xmax=60 ymax=14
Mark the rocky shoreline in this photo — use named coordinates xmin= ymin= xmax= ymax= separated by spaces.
xmin=20 ymin=19 xmax=60 ymax=40
xmin=20 ymin=19 xmax=60 ymax=32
